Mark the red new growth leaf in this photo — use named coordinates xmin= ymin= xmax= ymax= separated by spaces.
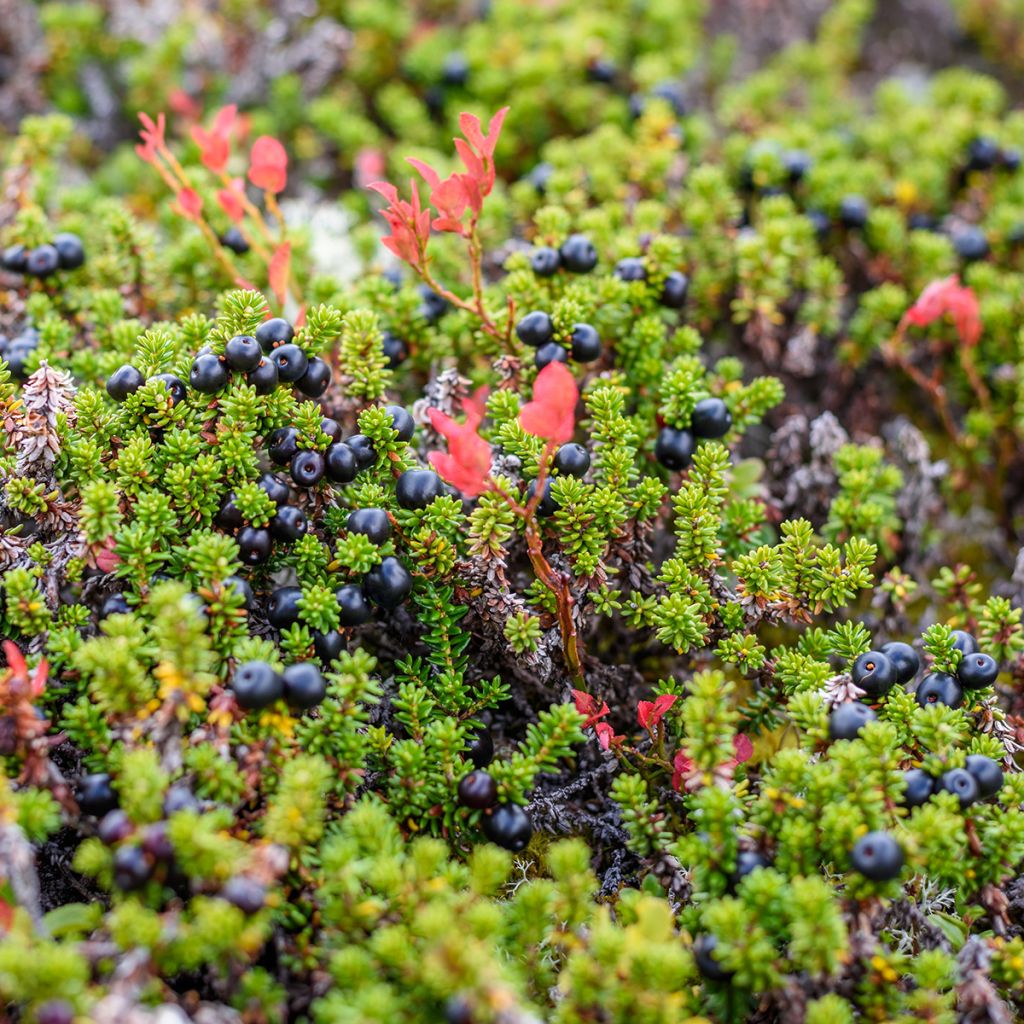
xmin=672 ymin=733 xmax=753 ymax=792
xmin=248 ymin=136 xmax=288 ymax=193
xmin=594 ymin=721 xmax=624 ymax=750
xmin=637 ymin=693 xmax=678 ymax=732
xmin=168 ymin=88 xmax=202 ymax=121
xmin=367 ymin=179 xmax=431 ymax=270
xmin=2 ymin=641 xmax=47 ymax=699
xmin=519 ymin=361 xmax=577 ymax=444
xmin=455 ymin=106 xmax=509 ymax=202
xmin=408 ymin=158 xmax=471 ymax=235
xmin=135 ymin=111 xmax=167 ymax=165
xmin=571 ymin=690 xmax=621 ymax=748
xmin=428 ymin=393 xmax=492 ymax=497
xmin=176 ymin=188 xmax=203 ymax=221
xmin=902 ymin=275 xmax=981 ymax=347
xmin=191 ymin=105 xmax=236 ymax=174
xmin=268 ymin=241 xmax=291 ymax=306
xmin=217 ymin=178 xmax=245 ymax=223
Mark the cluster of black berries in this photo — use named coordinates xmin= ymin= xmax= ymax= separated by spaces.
xmin=455 ymin=726 xmax=533 ymax=852
xmin=515 ymin=307 xmax=602 ymax=370
xmin=902 ymin=754 xmax=1004 ymax=810
xmin=216 ymin=470 xmax=307 ymax=566
xmin=654 ymin=397 xmax=733 ymax=471
xmin=613 ymin=256 xmax=690 ymax=310
xmin=1 ymin=232 xmax=85 ymax=279
xmin=0 ymin=325 xmax=40 ymax=381
xmin=231 ymin=659 xmax=327 ymax=712
xmin=525 ymin=441 xmax=591 ymax=519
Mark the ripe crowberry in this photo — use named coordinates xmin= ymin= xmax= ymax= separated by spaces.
xmin=535 ymin=341 xmax=568 ymax=369
xmin=106 ymin=364 xmax=145 ymax=402
xmin=2 ymin=243 xmax=27 ymax=273
xmin=693 ymin=934 xmax=732 ymax=982
xmin=347 ymin=507 xmax=392 ymax=544
xmin=901 ymin=768 xmax=934 ymax=808
xmin=382 ymin=331 xmax=409 ymax=369
xmin=396 ymin=469 xmax=445 ymax=509
xmin=268 ymin=586 xmax=303 ymax=629
xmin=417 ymin=285 xmax=450 ymax=324
xmin=515 ymin=310 xmax=554 ymax=348
xmin=53 ymin=232 xmax=86 ymax=269
xmin=258 ymin=472 xmax=291 ymax=506
xmin=237 ymin=526 xmax=273 ymax=565
xmin=26 ymin=244 xmax=60 ymax=277
xmin=348 ymin=434 xmax=377 ymax=469
xmin=222 ymin=877 xmax=266 ymax=914
xmin=915 ymin=672 xmax=963 ymax=709
xmin=654 ymin=426 xmax=695 ymax=471
xmin=527 ymin=479 xmax=559 ymax=517
xmin=953 ymin=226 xmax=989 ymax=262
xmin=325 ymin=442 xmax=358 ymax=483
xmin=950 ymin=629 xmax=978 ymax=656
xmin=255 ymin=317 xmax=294 ymax=352
xmin=851 ymin=650 xmax=896 ymax=698
xmin=838 ymin=194 xmax=869 ymax=229
xmin=849 ymin=831 xmax=904 ymax=881
xmin=313 ymin=629 xmax=345 ymax=665
xmin=966 ymin=136 xmax=1000 ymax=171
xmin=530 ymin=246 xmax=561 ymax=277
xmin=880 ymin=641 xmax=919 ymax=685
xmin=268 ymin=426 xmax=300 ymax=466
xmin=586 ymin=57 xmax=617 ymax=83
xmin=225 ymin=575 xmax=254 ymax=609
xmin=224 ymin=334 xmax=263 ymax=372
xmin=387 ymin=404 xmax=415 ymax=442
xmin=525 ymin=162 xmax=553 ymax=195
xmin=466 ymin=725 xmax=494 ymax=768
xmin=782 ymin=149 xmax=812 ymax=183
xmin=232 ymin=660 xmax=284 ymax=709
xmin=246 ymin=357 xmax=279 ymax=394
xmin=97 ymin=809 xmax=134 ymax=845
xmin=660 ymin=270 xmax=689 ymax=309
xmin=336 ymin=584 xmax=373 ymax=626
xmin=282 ymin=663 xmax=327 ymax=710
xmin=965 ymin=754 xmax=1004 ymax=799
xmin=614 ymin=257 xmax=646 ymax=282
xmin=938 ymin=768 xmax=979 ymax=807
xmin=296 ymin=356 xmax=332 ymax=398
xmin=570 ymin=323 xmax=601 ymax=362
xmin=482 ymin=803 xmax=532 ymax=851
xmin=730 ymin=850 xmax=770 ymax=886
xmin=290 ymin=450 xmax=326 ymax=487
xmin=113 ymin=845 xmax=152 ymax=891
xmin=321 ymin=417 xmax=343 ymax=443
xmin=77 ymin=773 xmax=118 ymax=816
xmin=152 ymin=373 xmax=187 ymax=405
xmin=190 ymin=352 xmax=229 ymax=394
xmin=958 ymin=652 xmax=998 ymax=690
xmin=220 ymin=226 xmax=249 ymax=254
xmin=828 ymin=701 xmax=877 ymax=741
xmin=216 ymin=493 xmax=244 ymax=532
xmin=272 ymin=343 xmax=309 ymax=383
xmin=364 ymin=556 xmax=414 ymax=609
xmin=559 ymin=233 xmax=598 ymax=273
xmin=457 ymin=770 xmax=498 ymax=809
xmin=690 ymin=397 xmax=732 ymax=439
xmin=553 ymin=442 xmax=590 ymax=477
xmin=270 ymin=505 xmax=308 ymax=543
xmin=99 ymin=593 xmax=129 ymax=619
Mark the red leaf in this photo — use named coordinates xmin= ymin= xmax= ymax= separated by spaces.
xmin=191 ymin=104 xmax=236 ymax=174
xmin=248 ymin=136 xmax=288 ymax=193
xmin=176 ymin=187 xmax=203 ymax=221
xmin=519 ymin=361 xmax=577 ymax=444
xmin=168 ymin=88 xmax=202 ymax=121
xmin=637 ymin=693 xmax=678 ymax=731
xmin=217 ymin=179 xmax=245 ymax=224
xmin=268 ymin=241 xmax=291 ymax=306
xmin=428 ymin=397 xmax=491 ymax=497
xmin=2 ymin=641 xmax=26 ymax=679
xmin=732 ymin=733 xmax=753 ymax=764
xmin=902 ymin=275 xmax=981 ymax=347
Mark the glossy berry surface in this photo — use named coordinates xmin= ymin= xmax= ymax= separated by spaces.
xmin=190 ymin=352 xmax=229 ymax=394
xmin=336 ymin=584 xmax=373 ymax=627
xmin=268 ymin=508 xmax=306 ymax=545
xmin=950 ymin=630 xmax=978 ymax=656
xmin=570 ymin=322 xmax=601 ymax=362
xmin=77 ymin=773 xmax=118 ymax=816
xmin=838 ymin=194 xmax=868 ymax=228
xmin=690 ymin=397 xmax=732 ymax=439
xmin=246 ymin=357 xmax=279 ymax=394
xmin=915 ymin=672 xmax=963 ymax=709
xmin=535 ymin=341 xmax=568 ymax=369
xmin=849 ymin=831 xmax=904 ymax=881
xmin=614 ymin=256 xmax=646 ymax=281
xmin=880 ymin=641 xmax=919 ymax=685
xmin=98 ymin=809 xmax=134 ymax=845
xmin=237 ymin=526 xmax=273 ymax=565
xmin=222 ymin=877 xmax=266 ymax=914
xmin=268 ymin=426 xmax=300 ymax=466
xmin=258 ymin=473 xmax=291 ymax=506
xmin=553 ymin=442 xmax=590 ymax=477
xmin=466 ymin=725 xmax=494 ymax=768
xmin=457 ymin=770 xmax=498 ymax=809
xmin=268 ymin=586 xmax=303 ymax=629
xmin=828 ymin=702 xmax=877 ymax=741
xmin=382 ymin=331 xmax=409 ymax=369
xmin=660 ymin=270 xmax=689 ymax=308
xmin=106 ymin=364 xmax=145 ymax=402
xmin=530 ymin=246 xmax=561 ymax=277
xmin=99 ymin=593 xmax=129 ymax=619
xmin=224 ymin=334 xmax=263 ymax=372
xmin=347 ymin=507 xmax=392 ymax=544
xmin=112 ymin=846 xmax=152 ymax=891
xmin=693 ymin=934 xmax=732 ymax=982
xmin=851 ymin=650 xmax=896 ymax=698
xmin=654 ymin=426 xmax=695 ymax=471
xmin=224 ymin=575 xmax=254 ymax=609
xmin=515 ymin=310 xmax=554 ymax=348
xmin=559 ymin=233 xmax=598 ymax=272
xmin=320 ymin=418 xmax=343 ymax=443
xmin=291 ymin=449 xmax=326 ymax=488
xmin=53 ymin=232 xmax=85 ymax=269
xmin=232 ymin=661 xmax=284 ymax=709
xmin=938 ymin=768 xmax=979 ymax=807
xmin=152 ymin=373 xmax=187 ymax=405
xmin=348 ymin=434 xmax=376 ymax=469
xmin=26 ymin=244 xmax=60 ymax=277
xmin=313 ymin=629 xmax=345 ymax=665
xmin=364 ymin=556 xmax=414 ymax=609
xmin=220 ymin=226 xmax=249 ymax=254
xmin=482 ymin=803 xmax=532 ymax=851
xmin=255 ymin=317 xmax=294 ymax=352
xmin=272 ymin=343 xmax=309 ymax=383
xmin=965 ymin=754 xmax=1004 ymax=799
xmin=396 ymin=469 xmax=445 ymax=509
xmin=957 ymin=652 xmax=998 ymax=690
xmin=282 ymin=663 xmax=327 ymax=709
xmin=901 ymin=769 xmax=934 ymax=808
xmin=296 ymin=356 xmax=332 ymax=397
xmin=527 ymin=479 xmax=559 ymax=517
xmin=2 ymin=243 xmax=27 ymax=273
xmin=325 ymin=442 xmax=358 ymax=483
xmin=387 ymin=404 xmax=415 ymax=441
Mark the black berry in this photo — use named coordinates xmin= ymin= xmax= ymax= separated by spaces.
xmin=482 ymin=803 xmax=532 ymax=851
xmin=269 ymin=586 xmax=303 ymax=631
xmin=237 ymin=526 xmax=273 ymax=565
xmin=614 ymin=257 xmax=646 ymax=282
xmin=220 ymin=226 xmax=250 ymax=254
xmin=268 ymin=426 xmax=300 ymax=466
xmin=313 ymin=629 xmax=345 ymax=665
xmin=106 ymin=364 xmax=145 ymax=402
xmin=291 ymin=449 xmax=326 ymax=488
xmin=232 ymin=660 xmax=284 ymax=709
xmin=296 ymin=356 xmax=332 ymax=398
xmin=258 ymin=472 xmax=291 ymax=506
xmin=364 ymin=556 xmax=414 ymax=609
xmin=527 ymin=478 xmax=559 ymax=517
xmin=951 ymin=629 xmax=978 ymax=656
xmin=851 ymin=650 xmax=897 ymax=699
xmin=570 ymin=322 xmax=601 ymax=362
xmin=152 ymin=373 xmax=187 ymax=406
xmin=347 ymin=507 xmax=392 ymax=544
xmin=915 ymin=672 xmax=963 ymax=709
xmin=98 ymin=809 xmax=134 ymax=845
xmin=466 ymin=725 xmax=494 ymax=768
xmin=654 ymin=426 xmax=695 ymax=471
xmin=336 ymin=584 xmax=373 ymax=626
xmin=958 ymin=652 xmax=998 ymax=690
xmin=216 ymin=493 xmax=244 ymax=532
xmin=880 ymin=641 xmax=920 ymax=685
xmin=255 ymin=317 xmax=294 ymax=352
xmin=99 ymin=593 xmax=129 ymax=619
xmin=901 ymin=768 xmax=934 ymax=808
xmin=693 ymin=934 xmax=732 ymax=982
xmin=553 ymin=442 xmax=590 ymax=477
xmin=53 ymin=232 xmax=86 ymax=269
xmin=190 ymin=352 xmax=229 ymax=394
xmin=783 ymin=149 xmax=812 ymax=183
xmin=282 ymin=662 xmax=327 ymax=710
xmin=382 ymin=331 xmax=409 ymax=369
xmin=938 ymin=767 xmax=979 ymax=807
xmin=222 ymin=876 xmax=266 ymax=914
xmin=26 ymin=244 xmax=60 ymax=277
xmin=224 ymin=575 xmax=254 ymax=609
xmin=396 ymin=469 xmax=445 ymax=509
xmin=348 ymin=434 xmax=377 ymax=469
xmin=417 ymin=285 xmax=450 ymax=324
xmin=953 ymin=226 xmax=989 ymax=262
xmin=559 ymin=233 xmax=598 ymax=273
xmin=246 ymin=356 xmax=279 ymax=394
xmin=2 ymin=243 xmax=28 ymax=273
xmin=838 ymin=194 xmax=869 ymax=229
xmin=387 ymin=404 xmax=415 ymax=442
xmin=535 ymin=341 xmax=568 ymax=369
xmin=77 ymin=773 xmax=118 ymax=816
xmin=270 ymin=505 xmax=308 ymax=543
xmin=457 ymin=770 xmax=498 ymax=809
xmin=850 ymin=831 xmax=904 ymax=881
xmin=829 ymin=702 xmax=877 ymax=741
xmin=325 ymin=442 xmax=358 ymax=483
xmin=660 ymin=270 xmax=689 ymax=309
xmin=224 ymin=334 xmax=263 ymax=372
xmin=516 ymin=310 xmax=554 ymax=348
xmin=967 ymin=136 xmax=1000 ymax=171
xmin=730 ymin=850 xmax=770 ymax=886
xmin=690 ymin=397 xmax=732 ymax=439
xmin=530 ymin=246 xmax=561 ymax=277
xmin=272 ymin=343 xmax=309 ymax=383
xmin=113 ymin=845 xmax=152 ymax=891
xmin=965 ymin=754 xmax=1004 ymax=799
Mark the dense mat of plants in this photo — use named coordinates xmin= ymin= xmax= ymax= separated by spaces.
xmin=5 ymin=1 xmax=1024 ymax=1021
